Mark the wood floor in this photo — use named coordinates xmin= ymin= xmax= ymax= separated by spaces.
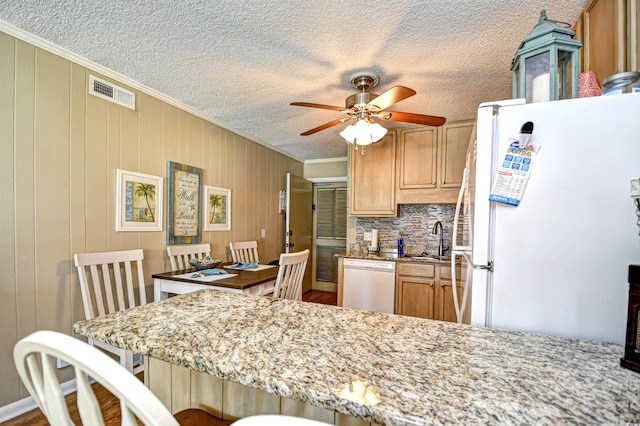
xmin=2 ymin=290 xmax=337 ymax=426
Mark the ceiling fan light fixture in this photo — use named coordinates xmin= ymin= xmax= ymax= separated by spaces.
xmin=339 ymin=123 xmax=357 ymax=144
xmin=369 ymin=122 xmax=388 ymax=142
xmin=340 ymin=119 xmax=387 ymax=146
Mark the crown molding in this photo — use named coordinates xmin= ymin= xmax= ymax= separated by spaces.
xmin=304 ymin=157 xmax=348 ymax=164
xmin=0 ymin=20 xmax=303 ymax=163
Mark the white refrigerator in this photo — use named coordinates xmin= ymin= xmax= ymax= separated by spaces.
xmin=451 ymin=93 xmax=640 ymax=345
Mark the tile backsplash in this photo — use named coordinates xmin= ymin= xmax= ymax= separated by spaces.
xmin=355 ymin=204 xmax=456 ymax=255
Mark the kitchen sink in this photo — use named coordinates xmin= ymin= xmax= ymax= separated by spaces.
xmin=406 ymin=255 xmax=451 ymax=262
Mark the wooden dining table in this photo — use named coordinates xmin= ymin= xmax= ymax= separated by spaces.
xmin=152 ymin=263 xmax=278 ymax=301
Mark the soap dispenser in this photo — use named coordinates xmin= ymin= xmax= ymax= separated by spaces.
xmin=397 ymin=231 xmax=404 ymax=256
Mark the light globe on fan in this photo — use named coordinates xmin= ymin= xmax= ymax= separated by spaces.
xmin=339 ymin=119 xmax=388 ymax=145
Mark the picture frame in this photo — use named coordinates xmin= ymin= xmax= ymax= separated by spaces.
xmin=204 ymin=186 xmax=231 ymax=231
xmin=115 ymin=169 xmax=163 ymax=232
xmin=166 ymin=161 xmax=203 ymax=244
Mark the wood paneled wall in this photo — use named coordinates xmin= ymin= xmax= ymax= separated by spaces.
xmin=0 ymin=31 xmax=302 ymax=408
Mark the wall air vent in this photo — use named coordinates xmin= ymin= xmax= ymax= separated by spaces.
xmin=89 ymin=75 xmax=136 ymax=110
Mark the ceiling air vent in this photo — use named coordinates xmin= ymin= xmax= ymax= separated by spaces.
xmin=89 ymin=75 xmax=136 ymax=110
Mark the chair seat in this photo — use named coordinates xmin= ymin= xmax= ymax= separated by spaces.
xmin=174 ymin=408 xmax=232 ymax=426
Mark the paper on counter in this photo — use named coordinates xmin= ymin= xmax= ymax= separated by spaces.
xmin=172 ymin=272 xmax=238 ymax=282
xmin=224 ymin=263 xmax=276 ymax=272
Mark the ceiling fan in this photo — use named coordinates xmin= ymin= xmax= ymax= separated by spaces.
xmin=290 ymin=72 xmax=446 ymax=144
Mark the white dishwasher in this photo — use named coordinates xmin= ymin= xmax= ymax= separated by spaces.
xmin=342 ymin=258 xmax=396 ymax=313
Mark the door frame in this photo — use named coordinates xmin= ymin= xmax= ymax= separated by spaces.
xmin=312 ymin=182 xmax=347 ymax=292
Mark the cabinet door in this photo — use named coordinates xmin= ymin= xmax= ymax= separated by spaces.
xmin=439 ymin=120 xmax=474 ymax=189
xmin=397 ymin=276 xmax=435 ymax=319
xmin=582 ymin=0 xmax=626 ymax=83
xmin=396 ymin=121 xmax=472 ymax=204
xmin=436 ymin=278 xmax=464 ymax=323
xmin=397 ymin=127 xmax=437 ymax=190
xmin=436 ymin=265 xmax=466 ymax=323
xmin=349 ymin=132 xmax=396 ymax=216
xmin=573 ymin=14 xmax=584 ymax=72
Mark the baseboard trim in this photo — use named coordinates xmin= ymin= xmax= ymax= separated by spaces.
xmin=0 ymin=378 xmax=76 ymax=423
xmin=312 ymin=282 xmax=337 ymax=292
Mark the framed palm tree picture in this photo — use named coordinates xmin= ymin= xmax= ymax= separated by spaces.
xmin=115 ymin=169 xmax=163 ymax=232
xmin=204 ymin=186 xmax=231 ymax=231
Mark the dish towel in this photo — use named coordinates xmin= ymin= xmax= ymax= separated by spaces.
xmin=228 ymin=262 xmax=258 ymax=270
xmin=191 ymin=269 xmax=228 ymax=278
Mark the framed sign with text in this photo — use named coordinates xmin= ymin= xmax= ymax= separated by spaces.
xmin=166 ymin=161 xmax=202 ymax=244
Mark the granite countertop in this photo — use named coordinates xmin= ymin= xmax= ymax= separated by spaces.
xmin=337 ymin=252 xmax=454 ymax=265
xmin=73 ymin=290 xmax=640 ymax=425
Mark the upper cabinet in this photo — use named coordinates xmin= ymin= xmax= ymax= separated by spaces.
xmin=396 ymin=120 xmax=474 ymax=205
xmin=573 ymin=0 xmax=640 ymax=83
xmin=348 ymin=120 xmax=474 ymax=216
xmin=348 ymin=132 xmax=397 ymax=217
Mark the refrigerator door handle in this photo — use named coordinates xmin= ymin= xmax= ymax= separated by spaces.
xmin=461 ymin=252 xmax=494 ymax=272
xmin=452 ymin=168 xmax=471 ymax=251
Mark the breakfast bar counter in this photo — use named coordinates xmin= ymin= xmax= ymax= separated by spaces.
xmin=73 ymin=289 xmax=640 ymax=425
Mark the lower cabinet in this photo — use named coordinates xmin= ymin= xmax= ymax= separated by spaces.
xmin=396 ymin=262 xmax=465 ymax=323
xmin=396 ymin=263 xmax=436 ymax=319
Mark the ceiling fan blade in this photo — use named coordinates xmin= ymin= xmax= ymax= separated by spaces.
xmin=290 ymin=102 xmax=345 ymax=112
xmin=368 ymin=86 xmax=416 ymax=111
xmin=379 ymin=111 xmax=447 ymax=127
xmin=300 ymin=117 xmax=351 ymax=136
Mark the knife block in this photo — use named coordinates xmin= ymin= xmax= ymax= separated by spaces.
xmin=621 ymin=264 xmax=640 ymax=373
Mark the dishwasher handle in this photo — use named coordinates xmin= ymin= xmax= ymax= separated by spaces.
xmin=344 ymin=265 xmax=395 ymax=273
xmin=343 ymin=259 xmax=396 ymax=271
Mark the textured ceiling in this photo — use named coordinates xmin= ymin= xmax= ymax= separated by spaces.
xmin=0 ymin=0 xmax=588 ymax=160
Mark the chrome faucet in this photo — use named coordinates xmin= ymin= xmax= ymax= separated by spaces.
xmin=432 ymin=221 xmax=449 ymax=257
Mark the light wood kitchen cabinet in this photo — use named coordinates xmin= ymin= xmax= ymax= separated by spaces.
xmin=395 ymin=120 xmax=474 ymax=204
xmin=348 ymin=120 xmax=472 ymax=215
xmin=396 ymin=263 xmax=436 ymax=319
xmin=582 ymin=0 xmax=626 ymax=83
xmin=437 ymin=265 xmax=468 ymax=324
xmin=396 ymin=262 xmax=468 ymax=324
xmin=573 ymin=0 xmax=639 ymax=83
xmin=348 ymin=132 xmax=397 ymax=216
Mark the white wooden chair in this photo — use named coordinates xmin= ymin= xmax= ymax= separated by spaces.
xmin=229 ymin=241 xmax=260 ymax=263
xmin=167 ymin=243 xmax=212 ymax=271
xmin=13 ymin=330 xmax=231 ymax=426
xmin=273 ymin=249 xmax=310 ymax=301
xmin=73 ymin=249 xmax=147 ymax=374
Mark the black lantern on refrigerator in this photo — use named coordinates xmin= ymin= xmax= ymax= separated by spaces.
xmin=511 ymin=10 xmax=582 ymax=103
